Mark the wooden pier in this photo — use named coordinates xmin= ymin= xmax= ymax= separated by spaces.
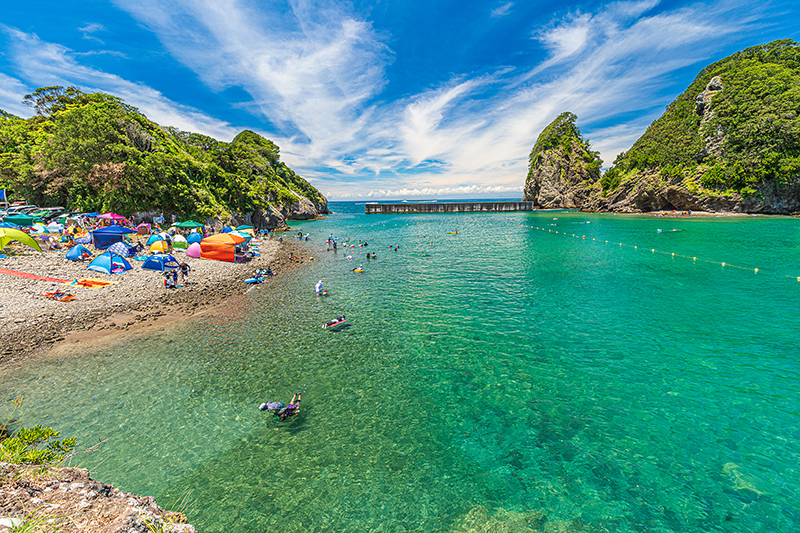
xmin=365 ymin=201 xmax=535 ymax=214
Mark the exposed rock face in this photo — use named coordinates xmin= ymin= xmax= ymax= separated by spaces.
xmin=0 ymin=463 xmax=196 ymax=533
xmin=524 ymin=139 xmax=600 ymax=208
xmin=523 ymin=112 xmax=602 ymax=208
xmin=694 ymin=76 xmax=725 ymax=162
xmin=584 ymin=170 xmax=800 ymax=214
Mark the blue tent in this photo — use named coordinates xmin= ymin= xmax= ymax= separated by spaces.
xmin=0 ymin=222 xmax=20 ymax=229
xmin=92 ymin=226 xmax=136 ymax=249
xmin=86 ymin=251 xmax=132 ymax=274
xmin=142 ymin=254 xmax=181 ymax=271
xmin=146 ymin=234 xmax=164 ymax=245
xmin=221 ymin=226 xmax=233 ymax=233
xmin=65 ymin=245 xmax=93 ymax=261
xmin=186 ymin=232 xmax=203 ymax=244
xmin=108 ymin=241 xmax=136 ymax=257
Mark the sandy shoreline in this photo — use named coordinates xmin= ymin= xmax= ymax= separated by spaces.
xmin=0 ymin=238 xmax=311 ymax=368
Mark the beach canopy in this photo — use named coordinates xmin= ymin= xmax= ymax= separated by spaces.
xmin=46 ymin=221 xmax=64 ymax=233
xmin=230 ymin=230 xmax=252 ymax=240
xmin=0 ymin=222 xmax=19 ymax=229
xmin=142 ymin=253 xmax=181 ymax=271
xmin=96 ymin=212 xmax=127 ymax=220
xmin=31 ymin=223 xmax=47 ymax=234
xmin=200 ymin=233 xmax=245 ymax=262
xmin=146 ymin=234 xmax=164 ymax=245
xmin=175 ymin=220 xmax=205 ymax=228
xmin=186 ymin=242 xmax=201 ymax=258
xmin=172 ymin=234 xmax=188 ymax=249
xmin=86 ymin=251 xmax=132 ymax=274
xmin=149 ymin=240 xmax=170 ymax=253
xmin=92 ymin=226 xmax=136 ymax=249
xmin=65 ymin=245 xmax=93 ymax=261
xmin=235 ymin=225 xmax=253 ymax=230
xmin=107 ymin=241 xmax=136 ymax=257
xmin=0 ymin=228 xmax=42 ymax=252
xmin=2 ymin=214 xmax=41 ymax=226
xmin=186 ymin=232 xmax=203 ymax=244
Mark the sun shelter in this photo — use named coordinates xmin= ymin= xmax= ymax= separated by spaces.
xmin=136 ymin=223 xmax=151 ymax=235
xmin=150 ymin=240 xmax=170 ymax=253
xmin=186 ymin=242 xmax=201 ymax=258
xmin=186 ymin=232 xmax=203 ymax=245
xmin=221 ymin=226 xmax=233 ymax=233
xmin=86 ymin=251 xmax=132 ymax=274
xmin=146 ymin=234 xmax=164 ymax=246
xmin=92 ymin=226 xmax=136 ymax=249
xmin=200 ymin=233 xmax=245 ymax=262
xmin=142 ymin=254 xmax=181 ymax=271
xmin=3 ymin=214 xmax=41 ymax=226
xmin=172 ymin=234 xmax=188 ymax=249
xmin=46 ymin=221 xmax=64 ymax=233
xmin=0 ymin=222 xmax=19 ymax=229
xmin=175 ymin=220 xmax=205 ymax=229
xmin=0 ymin=228 xmax=43 ymax=252
xmin=96 ymin=212 xmax=127 ymax=221
xmin=108 ymin=241 xmax=135 ymax=257
xmin=65 ymin=245 xmax=93 ymax=261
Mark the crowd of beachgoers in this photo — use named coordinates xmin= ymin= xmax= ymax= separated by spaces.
xmin=0 ymin=211 xmax=309 ymax=366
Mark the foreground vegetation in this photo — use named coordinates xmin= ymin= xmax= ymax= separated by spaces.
xmin=0 ymin=86 xmax=327 ymax=220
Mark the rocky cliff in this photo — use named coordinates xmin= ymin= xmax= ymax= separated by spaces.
xmin=523 ymin=112 xmax=602 ymax=208
xmin=526 ymin=40 xmax=800 ymax=214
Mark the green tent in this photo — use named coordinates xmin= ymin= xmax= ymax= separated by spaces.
xmin=0 ymin=228 xmax=43 ymax=252
xmin=2 ymin=214 xmax=42 ymax=226
xmin=175 ymin=220 xmax=205 ymax=228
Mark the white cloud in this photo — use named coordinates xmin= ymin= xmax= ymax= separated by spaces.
xmin=0 ymin=73 xmax=33 ymax=117
xmin=491 ymin=3 xmax=514 ymax=18
xmin=2 ymin=26 xmax=239 ymax=140
xmin=329 ymin=184 xmax=522 ymax=199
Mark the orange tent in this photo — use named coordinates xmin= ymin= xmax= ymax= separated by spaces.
xmin=200 ymin=233 xmax=246 ymax=262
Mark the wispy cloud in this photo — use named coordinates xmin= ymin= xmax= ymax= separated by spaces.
xmin=491 ymin=2 xmax=514 ymax=18
xmin=0 ymin=73 xmax=33 ymax=117
xmin=331 ymin=184 xmax=522 ymax=199
xmin=78 ymin=22 xmax=106 ymax=43
xmin=2 ymin=26 xmax=239 ymax=140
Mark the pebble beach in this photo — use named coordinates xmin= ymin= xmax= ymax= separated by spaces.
xmin=0 ymin=238 xmax=308 ymax=366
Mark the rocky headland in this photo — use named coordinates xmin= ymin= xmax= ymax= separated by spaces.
xmin=524 ymin=40 xmax=800 ymax=214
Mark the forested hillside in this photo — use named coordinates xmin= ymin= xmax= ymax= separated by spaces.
xmin=596 ymin=39 xmax=800 ymax=208
xmin=0 ymin=86 xmax=328 ymax=223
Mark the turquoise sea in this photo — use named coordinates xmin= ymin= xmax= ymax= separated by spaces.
xmin=2 ymin=202 xmax=800 ymax=532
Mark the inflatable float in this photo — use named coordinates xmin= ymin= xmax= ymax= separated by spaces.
xmin=323 ymin=315 xmax=345 ymax=328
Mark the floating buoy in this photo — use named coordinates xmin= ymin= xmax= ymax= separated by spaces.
xmin=755 ymin=268 xmax=759 ymax=273
xmin=722 ymin=262 xmax=725 ymax=266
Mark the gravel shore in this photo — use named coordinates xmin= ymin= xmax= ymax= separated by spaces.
xmin=0 ymin=238 xmax=310 ymax=367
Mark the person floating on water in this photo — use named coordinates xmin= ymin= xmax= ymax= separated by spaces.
xmin=315 ymin=280 xmax=324 ymax=293
xmin=259 ymin=393 xmax=302 ymax=422
xmin=352 ymin=265 xmax=363 ymax=272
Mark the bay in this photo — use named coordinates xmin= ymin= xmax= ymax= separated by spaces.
xmin=2 ymin=202 xmax=800 ymax=532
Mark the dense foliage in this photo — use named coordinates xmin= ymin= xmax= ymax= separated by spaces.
xmin=602 ymin=39 xmax=800 ymax=194
xmin=0 ymin=87 xmax=327 ymax=219
xmin=528 ymin=112 xmax=602 ymax=175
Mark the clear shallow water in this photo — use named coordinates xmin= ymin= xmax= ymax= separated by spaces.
xmin=2 ymin=203 xmax=800 ymax=532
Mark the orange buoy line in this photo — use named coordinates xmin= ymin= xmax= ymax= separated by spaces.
xmin=516 ymin=222 xmax=800 ymax=281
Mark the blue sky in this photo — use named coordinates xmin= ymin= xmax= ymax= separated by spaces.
xmin=1 ymin=0 xmax=798 ymax=199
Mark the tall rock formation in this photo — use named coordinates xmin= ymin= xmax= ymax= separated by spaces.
xmin=523 ymin=112 xmax=602 ymax=208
